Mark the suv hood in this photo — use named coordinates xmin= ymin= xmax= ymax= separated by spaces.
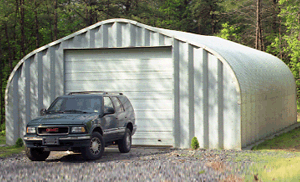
xmin=28 ymin=113 xmax=98 ymax=125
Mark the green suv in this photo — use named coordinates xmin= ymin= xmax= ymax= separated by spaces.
xmin=23 ymin=91 xmax=136 ymax=161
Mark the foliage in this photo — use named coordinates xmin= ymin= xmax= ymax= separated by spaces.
xmin=191 ymin=137 xmax=199 ymax=149
xmin=0 ymin=135 xmax=5 ymax=145
xmin=267 ymin=0 xmax=300 ymax=104
xmin=0 ymin=123 xmax=5 ymax=136
xmin=217 ymin=22 xmax=241 ymax=42
xmin=15 ymin=138 xmax=24 ymax=147
xmin=0 ymin=136 xmax=24 ymax=159
xmin=0 ymin=130 xmax=5 ymax=136
xmin=0 ymin=136 xmax=25 ymax=158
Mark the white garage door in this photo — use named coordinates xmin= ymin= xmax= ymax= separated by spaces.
xmin=64 ymin=47 xmax=174 ymax=146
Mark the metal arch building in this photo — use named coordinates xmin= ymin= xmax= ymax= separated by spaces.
xmin=5 ymin=19 xmax=297 ymax=149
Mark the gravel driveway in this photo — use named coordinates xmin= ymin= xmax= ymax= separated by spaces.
xmin=0 ymin=147 xmax=251 ymax=181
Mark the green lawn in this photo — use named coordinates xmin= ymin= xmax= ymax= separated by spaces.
xmin=245 ymin=124 xmax=300 ymax=181
xmin=0 ymin=146 xmax=25 ymax=157
xmin=235 ymin=151 xmax=300 ymax=181
xmin=252 ymin=126 xmax=300 ymax=151
xmin=0 ymin=135 xmax=24 ymax=157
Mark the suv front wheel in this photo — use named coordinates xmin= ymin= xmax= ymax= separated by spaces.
xmin=81 ymin=132 xmax=105 ymax=160
xmin=118 ymin=128 xmax=132 ymax=153
xmin=25 ymin=147 xmax=50 ymax=161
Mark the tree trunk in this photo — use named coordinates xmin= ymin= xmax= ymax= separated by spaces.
xmin=54 ymin=0 xmax=58 ymax=40
xmin=4 ymin=23 xmax=13 ymax=71
xmin=255 ymin=0 xmax=262 ymax=50
xmin=107 ymin=0 xmax=109 ymax=19
xmin=210 ymin=4 xmax=215 ymax=34
xmin=46 ymin=0 xmax=53 ymax=41
xmin=272 ymin=0 xmax=278 ymax=33
xmin=0 ymin=35 xmax=3 ymax=124
xmin=197 ymin=20 xmax=202 ymax=35
xmin=34 ymin=0 xmax=40 ymax=48
xmin=20 ymin=0 xmax=26 ymax=57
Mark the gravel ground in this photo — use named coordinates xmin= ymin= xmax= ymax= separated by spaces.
xmin=0 ymin=147 xmax=256 ymax=182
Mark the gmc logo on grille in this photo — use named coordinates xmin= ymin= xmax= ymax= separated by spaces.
xmin=46 ymin=128 xmax=59 ymax=132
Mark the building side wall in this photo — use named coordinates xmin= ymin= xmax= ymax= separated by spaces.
xmin=174 ymin=40 xmax=241 ymax=149
xmin=241 ymin=91 xmax=297 ymax=147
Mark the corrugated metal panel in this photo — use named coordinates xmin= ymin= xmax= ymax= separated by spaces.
xmin=5 ymin=19 xmax=296 ymax=149
xmin=64 ymin=47 xmax=174 ymax=146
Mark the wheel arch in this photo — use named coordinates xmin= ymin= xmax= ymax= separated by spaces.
xmin=126 ymin=122 xmax=133 ymax=133
xmin=92 ymin=126 xmax=103 ymax=136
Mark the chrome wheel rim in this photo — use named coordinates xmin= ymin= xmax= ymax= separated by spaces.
xmin=90 ymin=137 xmax=101 ymax=155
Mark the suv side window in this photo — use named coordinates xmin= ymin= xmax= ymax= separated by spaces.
xmin=103 ymin=97 xmax=114 ymax=108
xmin=111 ymin=97 xmax=125 ymax=113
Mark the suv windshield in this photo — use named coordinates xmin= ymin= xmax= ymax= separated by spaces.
xmin=47 ymin=97 xmax=101 ymax=114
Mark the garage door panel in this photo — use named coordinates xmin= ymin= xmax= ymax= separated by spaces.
xmin=65 ymin=47 xmax=174 ymax=146
xmin=65 ymin=79 xmax=173 ymax=91
xmin=135 ymin=110 xmax=172 ymax=120
xmin=132 ymin=132 xmax=174 ymax=146
xmin=65 ymin=72 xmax=173 ymax=81
xmin=136 ymin=119 xmax=173 ymax=132
xmin=66 ymin=47 xmax=172 ymax=60
xmin=130 ymin=99 xmax=172 ymax=110
xmin=65 ymin=59 xmax=173 ymax=73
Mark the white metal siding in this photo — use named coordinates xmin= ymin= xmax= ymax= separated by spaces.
xmin=64 ymin=47 xmax=174 ymax=146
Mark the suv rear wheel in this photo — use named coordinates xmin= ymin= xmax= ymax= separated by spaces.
xmin=118 ymin=128 xmax=132 ymax=153
xmin=81 ymin=132 xmax=104 ymax=160
xmin=25 ymin=147 xmax=50 ymax=161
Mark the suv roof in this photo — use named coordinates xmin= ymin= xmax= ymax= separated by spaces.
xmin=68 ymin=91 xmax=123 ymax=96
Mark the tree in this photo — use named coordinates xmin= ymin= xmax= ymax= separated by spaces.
xmin=190 ymin=0 xmax=224 ymax=35
xmin=267 ymin=0 xmax=300 ymax=107
xmin=255 ymin=0 xmax=262 ymax=50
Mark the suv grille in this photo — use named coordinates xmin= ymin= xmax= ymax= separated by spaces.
xmin=38 ymin=127 xmax=69 ymax=135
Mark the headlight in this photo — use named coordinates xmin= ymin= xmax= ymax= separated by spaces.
xmin=26 ymin=127 xmax=36 ymax=134
xmin=71 ymin=126 xmax=86 ymax=133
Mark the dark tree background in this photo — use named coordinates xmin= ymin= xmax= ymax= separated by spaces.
xmin=0 ymin=0 xmax=299 ymax=127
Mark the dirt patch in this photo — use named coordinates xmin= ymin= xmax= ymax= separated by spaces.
xmin=206 ymin=161 xmax=228 ymax=173
xmin=222 ymin=174 xmax=244 ymax=182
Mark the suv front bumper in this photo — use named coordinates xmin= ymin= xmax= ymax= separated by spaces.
xmin=24 ymin=135 xmax=91 ymax=150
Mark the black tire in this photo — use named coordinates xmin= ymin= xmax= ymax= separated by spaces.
xmin=81 ymin=132 xmax=105 ymax=160
xmin=25 ymin=147 xmax=50 ymax=161
xmin=118 ymin=128 xmax=132 ymax=153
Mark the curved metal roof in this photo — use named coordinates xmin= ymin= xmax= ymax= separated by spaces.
xmin=154 ymin=28 xmax=295 ymax=99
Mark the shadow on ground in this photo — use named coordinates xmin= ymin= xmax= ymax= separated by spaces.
xmin=45 ymin=146 xmax=172 ymax=163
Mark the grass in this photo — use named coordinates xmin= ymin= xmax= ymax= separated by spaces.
xmin=0 ymin=146 xmax=25 ymax=158
xmin=242 ymin=124 xmax=300 ymax=181
xmin=0 ymin=135 xmax=6 ymax=145
xmin=0 ymin=135 xmax=25 ymax=158
xmin=252 ymin=126 xmax=300 ymax=151
xmin=237 ymin=151 xmax=300 ymax=181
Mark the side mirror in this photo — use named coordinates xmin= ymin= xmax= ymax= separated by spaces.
xmin=40 ymin=108 xmax=47 ymax=116
xmin=104 ymin=107 xmax=115 ymax=115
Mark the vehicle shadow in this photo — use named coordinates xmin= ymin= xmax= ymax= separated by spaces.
xmin=45 ymin=146 xmax=173 ymax=163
